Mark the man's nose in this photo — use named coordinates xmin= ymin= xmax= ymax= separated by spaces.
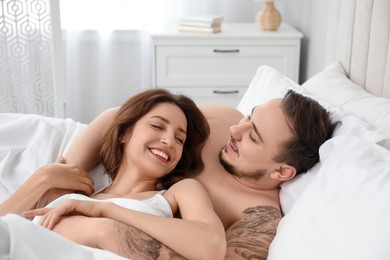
xmin=230 ymin=123 xmax=250 ymax=141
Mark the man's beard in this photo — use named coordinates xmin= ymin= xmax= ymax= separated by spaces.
xmin=218 ymin=148 xmax=266 ymax=180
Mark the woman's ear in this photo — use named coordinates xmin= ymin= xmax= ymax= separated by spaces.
xmin=270 ymin=164 xmax=296 ymax=182
xmin=120 ymin=130 xmax=133 ymax=144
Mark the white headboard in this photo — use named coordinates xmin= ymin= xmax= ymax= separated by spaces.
xmin=326 ymin=0 xmax=390 ymax=98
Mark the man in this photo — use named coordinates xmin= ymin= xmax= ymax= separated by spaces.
xmin=57 ymin=90 xmax=337 ymax=259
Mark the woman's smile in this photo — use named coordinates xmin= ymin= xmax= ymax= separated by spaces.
xmin=149 ymin=147 xmax=171 ymax=162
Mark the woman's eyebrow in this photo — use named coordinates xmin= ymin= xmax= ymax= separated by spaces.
xmin=150 ymin=115 xmax=187 ymax=134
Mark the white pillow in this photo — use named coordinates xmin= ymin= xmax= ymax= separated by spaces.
xmin=237 ymin=65 xmax=301 ymax=116
xmin=279 ymin=107 xmax=389 ymax=213
xmin=301 ymin=61 xmax=390 ymax=149
xmin=268 ymin=135 xmax=390 ymax=260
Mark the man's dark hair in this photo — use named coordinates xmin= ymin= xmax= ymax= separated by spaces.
xmin=274 ymin=90 xmax=339 ymax=174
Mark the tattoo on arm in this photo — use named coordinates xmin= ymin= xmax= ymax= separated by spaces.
xmin=114 ymin=222 xmax=186 ymax=260
xmin=226 ymin=205 xmax=282 ymax=260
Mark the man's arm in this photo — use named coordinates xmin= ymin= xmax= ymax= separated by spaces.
xmin=105 ymin=220 xmax=185 ymax=260
xmin=79 ymin=205 xmax=281 ymax=260
xmin=52 ymin=216 xmax=184 ymax=259
xmin=225 ymin=205 xmax=282 ymax=260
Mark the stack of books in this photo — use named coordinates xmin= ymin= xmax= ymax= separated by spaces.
xmin=178 ymin=15 xmax=223 ymax=34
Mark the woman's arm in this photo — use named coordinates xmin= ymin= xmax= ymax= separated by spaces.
xmin=0 ymin=159 xmax=94 ymax=216
xmin=155 ymin=178 xmax=226 ymax=259
xmin=34 ymin=108 xmax=120 ymax=207
xmin=26 ymin=179 xmax=226 ymax=260
xmin=64 ymin=107 xmax=119 ymax=170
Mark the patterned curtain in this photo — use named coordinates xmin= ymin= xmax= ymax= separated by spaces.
xmin=0 ymin=0 xmax=56 ymax=116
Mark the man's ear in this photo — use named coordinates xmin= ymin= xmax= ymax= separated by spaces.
xmin=270 ymin=164 xmax=296 ymax=181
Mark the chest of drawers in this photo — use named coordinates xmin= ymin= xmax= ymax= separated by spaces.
xmin=151 ymin=23 xmax=303 ymax=107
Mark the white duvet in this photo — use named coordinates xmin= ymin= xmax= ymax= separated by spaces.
xmin=0 ymin=113 xmax=86 ymax=201
xmin=0 ymin=214 xmax=127 ymax=260
xmin=0 ymin=113 xmax=124 ymax=260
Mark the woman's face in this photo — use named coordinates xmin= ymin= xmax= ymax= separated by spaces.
xmin=122 ymin=102 xmax=187 ymax=178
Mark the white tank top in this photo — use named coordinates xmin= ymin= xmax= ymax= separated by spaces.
xmin=32 ymin=191 xmax=173 ymax=224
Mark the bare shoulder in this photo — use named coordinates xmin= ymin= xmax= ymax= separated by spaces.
xmin=199 ymin=104 xmax=244 ymax=121
xmin=167 ymin=178 xmax=206 ymax=194
xmin=198 ymin=105 xmax=244 ymax=152
xmin=95 ymin=106 xmax=120 ymax=122
xmin=164 ymin=179 xmax=214 ymax=217
xmin=225 ymin=205 xmax=282 ymax=260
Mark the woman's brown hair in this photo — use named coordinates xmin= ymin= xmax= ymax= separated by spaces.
xmin=99 ymin=88 xmax=210 ymax=190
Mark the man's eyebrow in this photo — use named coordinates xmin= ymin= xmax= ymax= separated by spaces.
xmin=250 ymin=107 xmax=263 ymax=142
xmin=250 ymin=106 xmax=256 ymax=115
xmin=252 ymin=122 xmax=263 ymax=142
xmin=150 ymin=115 xmax=187 ymax=134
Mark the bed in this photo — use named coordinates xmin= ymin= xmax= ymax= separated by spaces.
xmin=1 ymin=0 xmax=390 ymax=259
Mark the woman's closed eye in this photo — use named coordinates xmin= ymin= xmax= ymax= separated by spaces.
xmin=151 ymin=123 xmax=185 ymax=145
xmin=175 ymin=136 xmax=185 ymax=145
xmin=150 ymin=124 xmax=163 ymax=130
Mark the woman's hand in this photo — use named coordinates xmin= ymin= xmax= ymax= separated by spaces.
xmin=0 ymin=157 xmax=95 ymax=216
xmin=37 ymin=157 xmax=95 ymax=197
xmin=35 ymin=157 xmax=94 ymax=208
xmin=23 ymin=199 xmax=106 ymax=230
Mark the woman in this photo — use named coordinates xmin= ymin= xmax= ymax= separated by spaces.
xmin=1 ymin=89 xmax=226 ymax=259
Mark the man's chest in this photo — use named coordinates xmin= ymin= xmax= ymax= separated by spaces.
xmin=199 ymin=178 xmax=278 ymax=229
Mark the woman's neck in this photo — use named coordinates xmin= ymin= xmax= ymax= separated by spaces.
xmin=104 ymin=167 xmax=157 ymax=196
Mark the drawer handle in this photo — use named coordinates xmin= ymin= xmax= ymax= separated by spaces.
xmin=213 ymin=49 xmax=240 ymax=53
xmin=213 ymin=90 xmax=239 ymax=94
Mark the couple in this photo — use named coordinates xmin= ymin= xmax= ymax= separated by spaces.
xmin=0 ymin=88 xmax=337 ymax=259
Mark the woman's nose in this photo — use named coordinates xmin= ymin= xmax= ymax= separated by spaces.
xmin=160 ymin=133 xmax=174 ymax=147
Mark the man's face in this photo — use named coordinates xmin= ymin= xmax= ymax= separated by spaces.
xmin=219 ymin=99 xmax=293 ymax=185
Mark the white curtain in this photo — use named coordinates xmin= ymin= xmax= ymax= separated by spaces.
xmin=60 ymin=0 xmax=262 ymax=123
xmin=0 ymin=0 xmax=59 ymax=116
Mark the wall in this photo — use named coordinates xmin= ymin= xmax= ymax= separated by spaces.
xmin=282 ymin=0 xmax=332 ymax=83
